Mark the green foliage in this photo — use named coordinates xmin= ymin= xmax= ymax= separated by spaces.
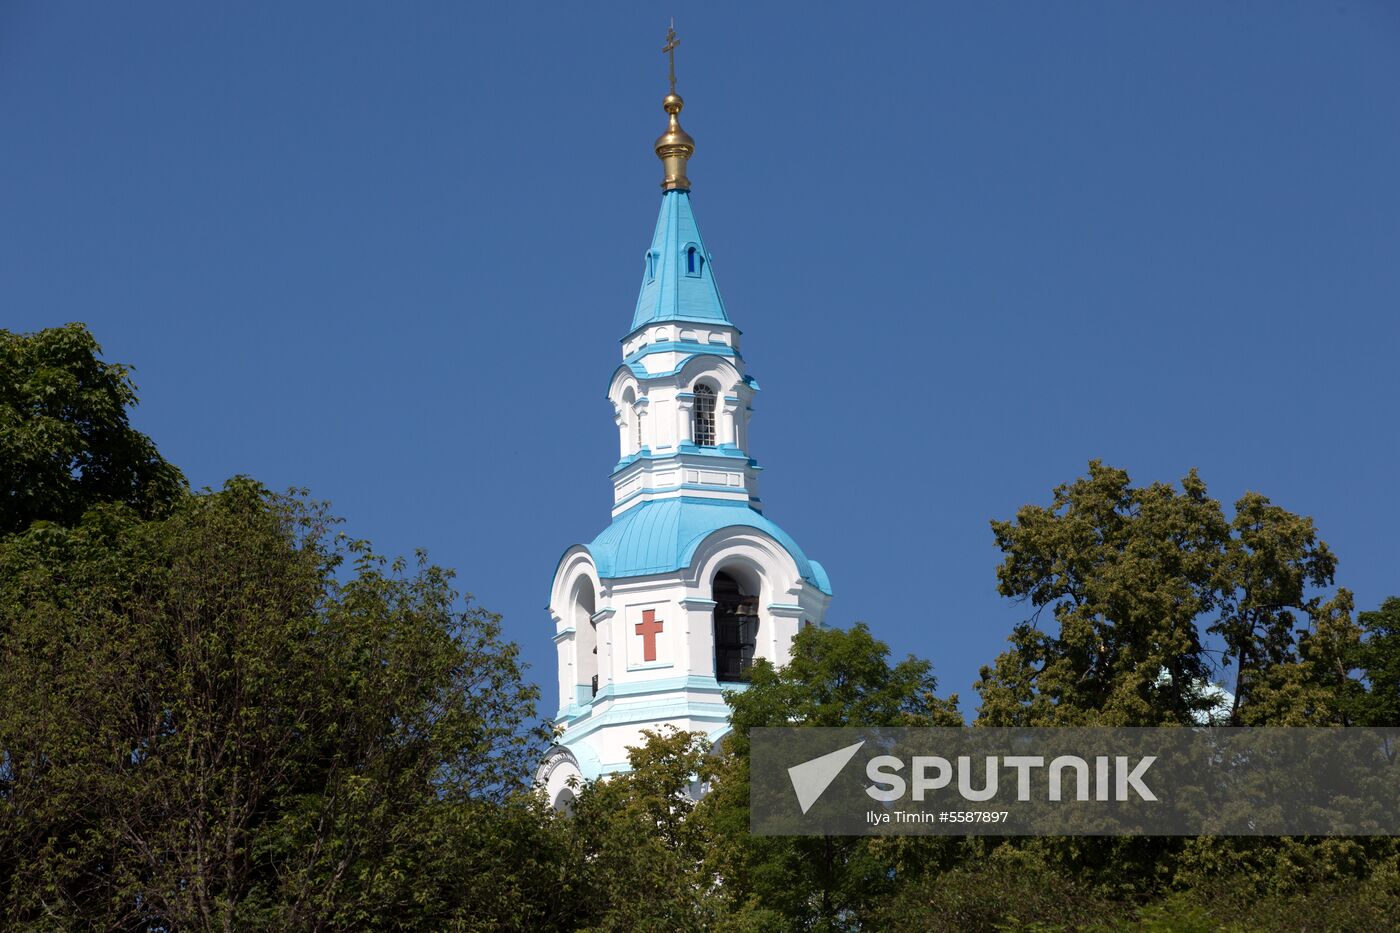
xmin=981 ymin=461 xmax=1228 ymax=726
xmin=1124 ymin=862 xmax=1400 ymax=933
xmin=1214 ymin=491 xmax=1341 ymax=724
xmin=3 ymin=333 xmax=1396 ymax=929
xmin=970 ymin=463 xmax=1395 ymax=914
xmin=0 ymin=324 xmax=184 ymax=536
xmin=867 ymin=851 xmax=1127 ymax=932
xmin=0 ymin=481 xmax=550 ymax=929
xmin=697 ymin=623 xmax=962 ymax=931
xmin=866 ymin=843 xmax=1400 ymax=932
xmin=565 ymin=727 xmax=721 ymax=931
xmin=976 ymin=460 xmax=1362 ymax=728
xmin=1235 ymin=589 xmax=1362 ymax=726
xmin=730 ymin=622 xmax=962 ymax=736
xmin=1351 ymin=597 xmax=1400 ymax=727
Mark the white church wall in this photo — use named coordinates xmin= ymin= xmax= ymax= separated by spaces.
xmin=544 ymin=519 xmax=830 ymax=808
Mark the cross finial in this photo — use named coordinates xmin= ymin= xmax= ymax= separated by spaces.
xmin=654 ymin=19 xmax=694 ymax=192
xmin=662 ymin=20 xmax=680 ymax=95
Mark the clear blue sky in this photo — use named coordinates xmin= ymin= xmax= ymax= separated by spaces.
xmin=4 ymin=3 xmax=1398 ymax=716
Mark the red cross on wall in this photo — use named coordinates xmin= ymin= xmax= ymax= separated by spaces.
xmin=635 ymin=609 xmax=664 ymax=662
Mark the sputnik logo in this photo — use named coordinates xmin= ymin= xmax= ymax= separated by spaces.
xmin=787 ymin=740 xmax=866 ymax=814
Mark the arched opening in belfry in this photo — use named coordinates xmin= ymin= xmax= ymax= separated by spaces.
xmin=713 ymin=570 xmax=758 ymax=683
xmin=621 ymin=385 xmax=639 ymax=454
xmin=553 ymin=786 xmax=577 ymax=814
xmin=572 ymin=576 xmax=598 ymax=698
xmin=693 ymin=383 xmax=717 ymax=447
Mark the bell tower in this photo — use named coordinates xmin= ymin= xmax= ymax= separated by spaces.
xmin=538 ymin=29 xmax=832 ymax=808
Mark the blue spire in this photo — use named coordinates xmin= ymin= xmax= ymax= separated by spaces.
xmin=630 ymin=190 xmax=731 ymax=334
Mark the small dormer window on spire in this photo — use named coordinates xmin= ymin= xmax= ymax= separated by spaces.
xmin=685 ymin=245 xmax=705 ymax=277
xmin=693 ymin=384 xmax=716 ymax=447
xmin=645 ymin=251 xmax=657 ymax=283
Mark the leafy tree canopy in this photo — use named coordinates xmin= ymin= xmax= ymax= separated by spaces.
xmin=697 ymin=623 xmax=961 ymax=931
xmin=0 ymin=324 xmax=184 ymax=536
xmin=565 ymin=727 xmax=721 ymax=932
xmin=1351 ymin=596 xmax=1400 ymax=728
xmin=976 ymin=460 xmax=1364 ymax=727
xmin=0 ymin=482 xmax=549 ymax=929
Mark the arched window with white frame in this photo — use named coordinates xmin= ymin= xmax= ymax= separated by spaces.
xmin=693 ymin=383 xmax=716 ymax=447
xmin=684 ymin=243 xmax=705 ymax=277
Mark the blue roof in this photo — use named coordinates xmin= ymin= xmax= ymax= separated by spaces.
xmin=585 ymin=497 xmax=832 ymax=595
xmin=630 ymin=190 xmax=731 ymax=334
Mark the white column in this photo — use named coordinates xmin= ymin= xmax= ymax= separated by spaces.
xmin=765 ymin=603 xmax=805 ymax=665
xmin=635 ymin=398 xmax=650 ymax=450
xmin=680 ymin=596 xmax=717 ymax=679
xmin=613 ymin=404 xmax=628 ymax=458
xmin=552 ymin=627 xmax=575 ymax=711
xmin=721 ymin=396 xmax=741 ymax=446
xmin=593 ymin=607 xmax=616 ymax=692
xmin=676 ymin=394 xmax=695 ymax=445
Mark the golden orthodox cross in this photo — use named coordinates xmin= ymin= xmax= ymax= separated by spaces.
xmin=662 ymin=22 xmax=680 ymax=95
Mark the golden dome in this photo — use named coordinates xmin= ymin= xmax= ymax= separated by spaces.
xmin=654 ymin=93 xmax=695 ymax=191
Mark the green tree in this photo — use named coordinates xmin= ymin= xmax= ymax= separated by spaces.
xmin=866 ymin=848 xmax=1128 ymax=932
xmin=978 ymin=461 xmax=1230 ymax=726
xmin=1351 ymin=596 xmax=1400 ymax=727
xmin=970 ymin=462 xmax=1393 ymax=913
xmin=0 ymin=324 xmax=184 ymax=536
xmin=1213 ymin=491 xmax=1341 ymax=723
xmin=0 ymin=482 xmax=552 ymax=930
xmin=976 ymin=460 xmax=1359 ymax=728
xmin=1234 ymin=588 xmax=1364 ymax=726
xmin=697 ymin=623 xmax=961 ymax=931
xmin=565 ymin=727 xmax=721 ymax=932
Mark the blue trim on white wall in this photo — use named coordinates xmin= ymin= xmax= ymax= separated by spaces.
xmin=611 ymin=483 xmax=753 ymax=511
xmin=624 ymin=341 xmax=739 ymax=366
xmin=606 ymin=353 xmax=744 ymax=394
xmin=560 ymin=701 xmax=734 ymax=743
xmin=610 ymin=446 xmax=755 ymax=477
xmin=554 ymin=674 xmax=751 ymax=724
